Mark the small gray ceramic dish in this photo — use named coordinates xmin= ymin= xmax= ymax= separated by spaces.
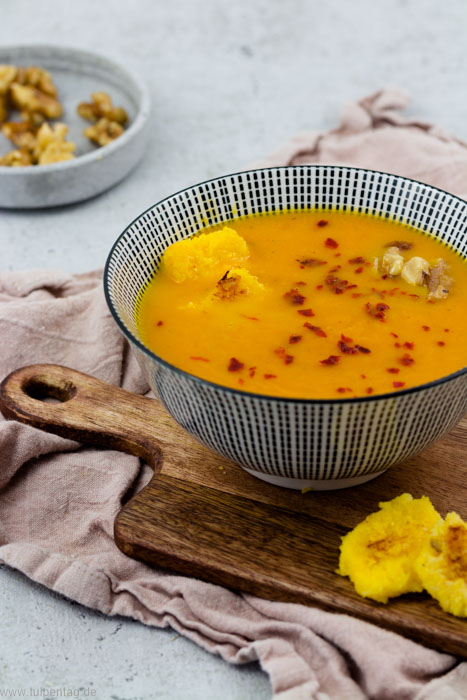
xmin=0 ymin=44 xmax=151 ymax=208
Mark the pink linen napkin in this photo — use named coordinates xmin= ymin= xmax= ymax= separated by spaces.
xmin=0 ymin=89 xmax=466 ymax=700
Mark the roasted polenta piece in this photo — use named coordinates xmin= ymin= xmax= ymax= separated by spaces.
xmin=415 ymin=512 xmax=467 ymax=617
xmin=338 ymin=493 xmax=440 ymax=603
xmin=162 ymin=227 xmax=249 ymax=283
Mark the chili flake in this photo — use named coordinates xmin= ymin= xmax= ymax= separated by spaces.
xmin=336 ymin=387 xmax=347 ymax=394
xmin=338 ymin=340 xmax=358 ymax=355
xmin=289 ymin=334 xmax=302 ymax=344
xmin=320 ymin=355 xmax=341 ymax=366
xmin=386 ymin=368 xmax=400 ymax=374
xmin=366 ymin=387 xmax=374 ymax=394
xmin=304 ymin=323 xmax=327 ymax=337
xmin=317 ymin=219 xmax=328 ymax=227
xmin=296 ymin=258 xmax=327 ymax=267
xmin=243 ymin=315 xmax=259 ymax=321
xmin=341 ymin=333 xmax=353 ymax=343
xmin=324 ymin=237 xmax=339 ymax=249
xmin=249 ymin=366 xmax=256 ymax=378
xmin=316 ymin=284 xmax=323 ymax=290
xmin=349 ymin=256 xmax=365 ymax=264
xmin=297 ymin=308 xmax=315 ymax=317
xmin=361 ymin=374 xmax=367 ymax=379
xmin=403 ymin=341 xmax=415 ymax=350
xmin=156 ymin=320 xmax=164 ymax=326
xmin=390 ymin=332 xmax=399 ymax=338
xmin=355 ymin=344 xmax=371 ymax=354
xmin=444 ymin=328 xmax=450 ymax=332
xmin=399 ymin=353 xmax=415 ymax=366
xmin=437 ymin=341 xmax=446 ymax=347
xmin=329 ymin=265 xmax=342 ymax=273
xmin=284 ymin=288 xmax=306 ymax=305
xmin=190 ymin=356 xmax=210 ymax=362
xmin=393 ymin=381 xmax=406 ymax=388
xmin=385 ymin=240 xmax=413 ymax=250
xmin=422 ymin=325 xmax=430 ymax=331
xmin=228 ymin=357 xmax=244 ymax=372
xmin=366 ymin=301 xmax=390 ymax=321
xmin=326 ymin=274 xmax=352 ymax=294
xmin=275 ymin=347 xmax=294 ymax=364
xmin=264 ymin=373 xmax=277 ymax=379
xmin=354 ymin=267 xmax=364 ymax=274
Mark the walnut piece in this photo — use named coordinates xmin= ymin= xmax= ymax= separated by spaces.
xmin=16 ymin=66 xmax=58 ymax=98
xmin=77 ymin=92 xmax=127 ymax=125
xmin=33 ymin=123 xmax=75 ymax=164
xmin=84 ymin=117 xmax=124 ymax=146
xmin=381 ymin=246 xmax=404 ymax=276
xmin=0 ymin=149 xmax=33 ymax=167
xmin=2 ymin=120 xmax=38 ymax=152
xmin=0 ymin=65 xmax=17 ymax=96
xmin=10 ymin=82 xmax=62 ymax=120
xmin=400 ymin=256 xmax=430 ymax=286
xmin=427 ymin=259 xmax=453 ymax=300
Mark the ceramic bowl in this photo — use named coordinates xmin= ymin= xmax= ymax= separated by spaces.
xmin=0 ymin=44 xmax=150 ymax=208
xmin=104 ymin=166 xmax=467 ymax=490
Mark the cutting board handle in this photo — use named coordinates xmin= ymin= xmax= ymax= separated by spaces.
xmin=0 ymin=364 xmax=163 ymax=472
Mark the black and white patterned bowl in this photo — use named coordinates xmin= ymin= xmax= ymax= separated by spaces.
xmin=104 ymin=166 xmax=467 ymax=490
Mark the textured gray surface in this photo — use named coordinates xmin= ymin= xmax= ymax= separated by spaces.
xmin=1 ymin=0 xmax=466 ymax=698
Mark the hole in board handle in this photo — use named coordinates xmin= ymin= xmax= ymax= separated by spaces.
xmin=22 ymin=377 xmax=77 ymax=404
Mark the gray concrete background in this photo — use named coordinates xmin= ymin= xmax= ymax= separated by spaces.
xmin=1 ymin=0 xmax=466 ymax=698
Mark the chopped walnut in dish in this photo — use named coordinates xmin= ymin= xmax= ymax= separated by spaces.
xmin=381 ymin=246 xmax=405 ymax=276
xmin=83 ymin=117 xmax=124 ymax=146
xmin=427 ymin=259 xmax=453 ymax=300
xmin=0 ymin=149 xmax=33 ymax=167
xmin=77 ymin=91 xmax=127 ymax=125
xmin=9 ymin=82 xmax=62 ymax=120
xmin=33 ymin=123 xmax=75 ymax=165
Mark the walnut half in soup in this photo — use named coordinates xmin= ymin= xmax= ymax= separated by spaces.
xmin=136 ymin=210 xmax=467 ymax=399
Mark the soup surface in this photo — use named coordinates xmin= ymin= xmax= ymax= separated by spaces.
xmin=137 ymin=210 xmax=466 ymax=399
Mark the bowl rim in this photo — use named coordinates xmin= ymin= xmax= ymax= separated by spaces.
xmin=104 ymin=164 xmax=467 ymax=405
xmin=0 ymin=43 xmax=151 ymax=176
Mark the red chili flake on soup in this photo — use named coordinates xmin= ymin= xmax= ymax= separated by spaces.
xmin=393 ymin=381 xmax=405 ymax=388
xmin=249 ymin=366 xmax=256 ymax=378
xmin=349 ymin=256 xmax=365 ymax=264
xmin=289 ymin=334 xmax=302 ymax=344
xmin=304 ymin=323 xmax=327 ymax=337
xmin=264 ymin=373 xmax=277 ymax=379
xmin=320 ymin=355 xmax=341 ymax=366
xmin=366 ymin=387 xmax=374 ymax=394
xmin=355 ymin=344 xmax=371 ymax=354
xmin=386 ymin=368 xmax=400 ymax=374
xmin=190 ymin=356 xmax=210 ymax=362
xmin=156 ymin=320 xmax=164 ymax=326
xmin=399 ymin=353 xmax=415 ymax=366
xmin=275 ymin=347 xmax=294 ymax=364
xmin=437 ymin=341 xmax=446 ymax=347
xmin=354 ymin=267 xmax=364 ymax=274
xmin=403 ymin=341 xmax=415 ymax=350
xmin=317 ymin=219 xmax=328 ymax=227
xmin=341 ymin=333 xmax=353 ymax=343
xmin=422 ymin=325 xmax=430 ymax=331
xmin=284 ymin=288 xmax=306 ymax=305
xmin=228 ymin=357 xmax=244 ymax=372
xmin=298 ymin=308 xmax=315 ymax=317
xmin=324 ymin=237 xmax=339 ymax=248
xmin=296 ymin=258 xmax=327 ymax=267
xmin=325 ymin=274 xmax=353 ymax=294
xmin=390 ymin=332 xmax=399 ymax=338
xmin=336 ymin=387 xmax=347 ymax=394
xmin=243 ymin=315 xmax=259 ymax=321
xmin=366 ymin=301 xmax=390 ymax=321
xmin=338 ymin=340 xmax=358 ymax=355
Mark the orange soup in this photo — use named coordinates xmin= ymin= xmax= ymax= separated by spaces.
xmin=136 ymin=210 xmax=467 ymax=399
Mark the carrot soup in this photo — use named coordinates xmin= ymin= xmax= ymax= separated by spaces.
xmin=136 ymin=210 xmax=467 ymax=399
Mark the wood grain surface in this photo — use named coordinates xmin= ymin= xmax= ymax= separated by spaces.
xmin=1 ymin=364 xmax=466 ymax=657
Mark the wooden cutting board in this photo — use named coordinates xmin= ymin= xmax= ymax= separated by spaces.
xmin=1 ymin=364 xmax=465 ymax=657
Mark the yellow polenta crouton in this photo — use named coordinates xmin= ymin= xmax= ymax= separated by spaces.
xmin=338 ymin=493 xmax=440 ymax=603
xmin=162 ymin=227 xmax=249 ymax=283
xmin=415 ymin=512 xmax=467 ymax=617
